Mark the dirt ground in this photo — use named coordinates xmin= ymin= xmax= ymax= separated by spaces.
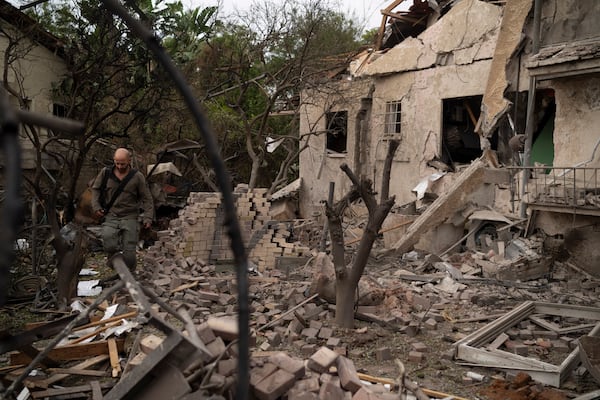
xmin=1 ymin=243 xmax=600 ymax=400
xmin=283 ymin=256 xmax=599 ymax=400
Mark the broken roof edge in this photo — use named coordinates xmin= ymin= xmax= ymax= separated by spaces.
xmin=270 ymin=178 xmax=302 ymax=201
xmin=352 ymin=0 xmax=503 ymax=79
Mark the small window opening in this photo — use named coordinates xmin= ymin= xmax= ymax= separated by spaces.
xmin=384 ymin=100 xmax=402 ymax=137
xmin=326 ymin=110 xmax=347 ymax=153
xmin=53 ymin=103 xmax=66 ymax=118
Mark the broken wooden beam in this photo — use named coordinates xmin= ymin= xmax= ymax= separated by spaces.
xmin=10 ymin=339 xmax=125 ymax=365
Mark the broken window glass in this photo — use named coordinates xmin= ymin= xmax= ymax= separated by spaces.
xmin=326 ymin=110 xmax=348 ymax=154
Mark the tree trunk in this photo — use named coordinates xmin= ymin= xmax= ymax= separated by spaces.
xmin=326 ymin=140 xmax=399 ymax=329
xmin=335 ymin=273 xmax=357 ymax=327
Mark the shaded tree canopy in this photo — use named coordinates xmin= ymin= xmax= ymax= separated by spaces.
xmin=18 ymin=0 xmax=367 ymax=203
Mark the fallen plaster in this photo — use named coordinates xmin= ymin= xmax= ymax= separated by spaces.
xmin=392 ymin=158 xmax=488 ymax=254
xmin=477 ymin=0 xmax=534 ymax=137
xmin=352 ymin=0 xmax=502 ymax=78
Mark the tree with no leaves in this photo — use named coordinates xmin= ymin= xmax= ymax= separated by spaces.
xmin=325 ymin=139 xmax=399 ymax=328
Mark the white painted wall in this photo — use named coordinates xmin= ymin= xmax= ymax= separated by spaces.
xmin=299 ymin=0 xmax=502 ymax=217
xmin=0 ymin=21 xmax=67 ymax=169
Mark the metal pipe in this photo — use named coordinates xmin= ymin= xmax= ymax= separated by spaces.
xmin=519 ymin=0 xmax=543 ymax=218
xmin=0 ymin=89 xmax=23 ymax=307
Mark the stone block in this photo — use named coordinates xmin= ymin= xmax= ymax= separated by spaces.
xmin=253 ymin=368 xmax=296 ymax=400
xmin=307 ymin=346 xmax=339 ymax=373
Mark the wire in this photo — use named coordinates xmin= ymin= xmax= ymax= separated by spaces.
xmin=99 ymin=1 xmax=250 ymax=398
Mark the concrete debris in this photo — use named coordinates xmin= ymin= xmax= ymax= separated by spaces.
xmin=2 ymin=186 xmax=600 ymax=399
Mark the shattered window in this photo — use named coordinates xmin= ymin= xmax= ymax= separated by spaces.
xmin=384 ymin=100 xmax=402 ymax=136
xmin=326 ymin=110 xmax=347 ymax=154
xmin=442 ymin=96 xmax=484 ymax=165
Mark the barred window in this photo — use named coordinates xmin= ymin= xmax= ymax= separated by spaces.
xmin=384 ymin=100 xmax=401 ymax=136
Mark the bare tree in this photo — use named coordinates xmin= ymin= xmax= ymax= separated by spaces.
xmin=325 ymin=139 xmax=399 ymax=328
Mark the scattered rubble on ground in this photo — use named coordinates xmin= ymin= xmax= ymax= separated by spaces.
xmin=1 ymin=187 xmax=600 ymax=400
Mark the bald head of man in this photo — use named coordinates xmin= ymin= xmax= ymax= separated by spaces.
xmin=113 ymin=148 xmax=132 ymax=175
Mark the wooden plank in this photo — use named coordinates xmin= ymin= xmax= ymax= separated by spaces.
xmin=534 ymin=302 xmax=600 ymax=322
xmin=573 ymin=389 xmax=600 ymax=400
xmin=455 ymin=303 xmax=600 ymax=388
xmin=356 ymin=373 xmax=470 ymax=400
xmin=48 ymin=368 xmax=109 ymax=377
xmin=454 ymin=301 xmax=534 ymax=349
xmin=487 ymin=332 xmax=509 ymax=350
xmin=31 ymin=382 xmax=114 ymax=398
xmin=169 ymin=281 xmax=199 ymax=294
xmin=10 ymin=340 xmax=124 ymax=365
xmin=530 ymin=316 xmax=597 ymax=335
xmin=0 ymin=314 xmax=81 ymax=355
xmin=103 ymin=331 xmax=182 ymax=400
xmin=69 ymin=320 xmax=122 ymax=345
xmin=90 ymin=380 xmax=103 ymax=400
xmin=30 ymin=355 xmax=109 ymax=389
xmin=108 ymin=338 xmax=121 ymax=378
xmin=73 ymin=310 xmax=137 ymax=332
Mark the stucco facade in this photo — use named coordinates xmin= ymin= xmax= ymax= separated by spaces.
xmin=299 ymin=0 xmax=600 ymax=228
xmin=0 ymin=5 xmax=67 ymax=169
xmin=299 ymin=0 xmax=503 ymax=218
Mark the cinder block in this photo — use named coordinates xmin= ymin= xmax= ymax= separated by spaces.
xmin=307 ymin=346 xmax=339 ymax=373
xmin=408 ymin=351 xmax=424 ymax=363
xmin=375 ymin=347 xmax=392 ymax=362
xmin=336 ymin=356 xmax=363 ymax=393
xmin=270 ymin=352 xmax=306 ymax=380
xmin=253 ymin=368 xmax=296 ymax=400
xmin=411 ymin=342 xmax=428 ymax=353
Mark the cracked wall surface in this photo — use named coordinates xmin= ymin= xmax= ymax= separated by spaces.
xmin=299 ymin=0 xmax=502 ymax=217
xmin=350 ymin=0 xmax=502 ymax=77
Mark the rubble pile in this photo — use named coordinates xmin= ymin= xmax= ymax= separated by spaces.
xmin=145 ymin=187 xmax=311 ymax=273
xmin=2 ymin=188 xmax=600 ymax=400
xmin=2 ymin=237 xmax=600 ymax=399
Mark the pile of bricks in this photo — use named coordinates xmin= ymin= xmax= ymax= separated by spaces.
xmin=131 ymin=253 xmax=406 ymax=399
xmin=145 ymin=186 xmax=311 ymax=272
xmin=132 ymin=327 xmax=398 ymax=400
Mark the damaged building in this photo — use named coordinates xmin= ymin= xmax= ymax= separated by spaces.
xmin=3 ymin=1 xmax=600 ymax=399
xmin=298 ymin=0 xmax=600 ymax=276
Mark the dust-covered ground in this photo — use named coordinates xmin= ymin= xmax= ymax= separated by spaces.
xmin=1 ymin=242 xmax=599 ymax=400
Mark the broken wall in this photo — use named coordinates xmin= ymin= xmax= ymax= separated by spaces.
xmin=299 ymin=0 xmax=503 ymax=217
xmin=539 ymin=0 xmax=600 ymax=46
xmin=370 ymin=61 xmax=495 ymax=207
xmin=549 ymin=76 xmax=600 ymax=169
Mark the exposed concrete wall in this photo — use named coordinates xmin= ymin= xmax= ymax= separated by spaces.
xmin=299 ymin=0 xmax=503 ymax=217
xmin=540 ymin=0 xmax=600 ymax=46
xmin=370 ymin=60 xmax=493 ymax=207
xmin=550 ymin=75 xmax=600 ymax=168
